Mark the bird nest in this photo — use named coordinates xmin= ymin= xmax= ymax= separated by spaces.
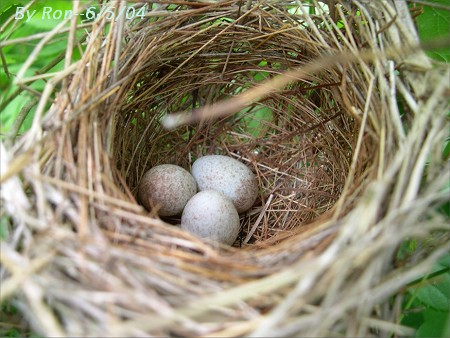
xmin=1 ymin=1 xmax=449 ymax=336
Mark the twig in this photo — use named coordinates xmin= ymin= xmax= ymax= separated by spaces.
xmin=244 ymin=194 xmax=273 ymax=244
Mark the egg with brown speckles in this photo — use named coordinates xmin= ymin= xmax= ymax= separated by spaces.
xmin=181 ymin=190 xmax=240 ymax=245
xmin=191 ymin=155 xmax=258 ymax=213
xmin=138 ymin=164 xmax=197 ymax=216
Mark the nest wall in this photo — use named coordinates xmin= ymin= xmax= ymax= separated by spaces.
xmin=1 ymin=1 xmax=449 ymax=337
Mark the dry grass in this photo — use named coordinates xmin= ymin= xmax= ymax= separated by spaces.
xmin=1 ymin=0 xmax=449 ymax=336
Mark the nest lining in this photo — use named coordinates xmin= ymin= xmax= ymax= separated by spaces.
xmin=113 ymin=8 xmax=374 ymax=245
xmin=1 ymin=1 xmax=449 ymax=337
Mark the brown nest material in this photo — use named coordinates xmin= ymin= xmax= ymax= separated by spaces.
xmin=1 ymin=1 xmax=449 ymax=336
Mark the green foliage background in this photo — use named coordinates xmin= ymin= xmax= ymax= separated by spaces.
xmin=0 ymin=1 xmax=449 ymax=337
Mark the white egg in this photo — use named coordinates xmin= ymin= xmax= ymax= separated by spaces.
xmin=191 ymin=155 xmax=258 ymax=213
xmin=181 ymin=190 xmax=240 ymax=245
xmin=138 ymin=164 xmax=197 ymax=216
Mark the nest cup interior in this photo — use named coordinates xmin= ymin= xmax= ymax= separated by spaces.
xmin=112 ymin=6 xmax=376 ymax=246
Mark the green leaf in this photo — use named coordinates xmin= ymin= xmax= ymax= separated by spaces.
xmin=396 ymin=239 xmax=417 ymax=261
xmin=0 ymin=3 xmax=23 ymax=27
xmin=238 ymin=105 xmax=273 ymax=138
xmin=254 ymin=71 xmax=270 ymax=82
xmin=416 ymin=309 xmax=449 ymax=337
xmin=416 ymin=0 xmax=450 ymax=62
xmin=443 ymin=139 xmax=450 ymax=160
xmin=438 ymin=253 xmax=450 ymax=269
xmin=0 ymin=219 xmax=8 ymax=241
xmin=401 ymin=304 xmax=425 ymax=331
xmin=414 ymin=277 xmax=450 ymax=311
xmin=444 ymin=313 xmax=450 ymax=338
xmin=411 ymin=256 xmax=450 ymax=312
xmin=0 ymin=0 xmax=19 ymax=14
xmin=402 ymin=253 xmax=450 ymax=336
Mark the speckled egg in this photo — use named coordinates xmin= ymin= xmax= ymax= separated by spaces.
xmin=138 ymin=164 xmax=197 ymax=216
xmin=181 ymin=190 xmax=240 ymax=245
xmin=191 ymin=155 xmax=258 ymax=213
